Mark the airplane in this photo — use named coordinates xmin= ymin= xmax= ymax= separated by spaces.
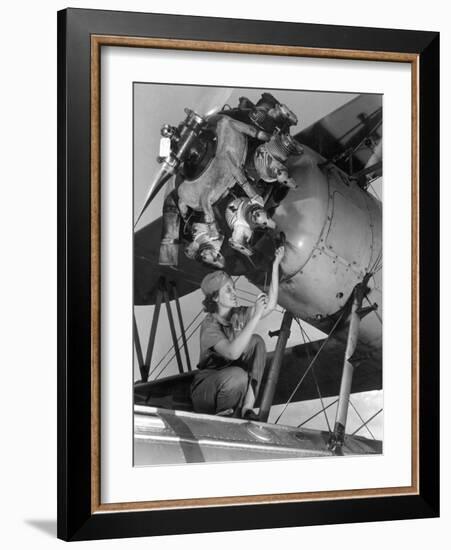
xmin=132 ymin=89 xmax=383 ymax=465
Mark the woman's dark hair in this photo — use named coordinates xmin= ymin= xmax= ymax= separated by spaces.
xmin=202 ymin=290 xmax=219 ymax=313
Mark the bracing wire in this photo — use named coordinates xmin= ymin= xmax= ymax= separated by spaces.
xmin=351 ymin=408 xmax=383 ymax=436
xmin=372 ymin=263 xmax=383 ymax=275
xmin=297 ymin=399 xmax=339 ymax=428
xmin=154 ymin=318 xmax=204 ymax=380
xmin=274 ymin=310 xmax=346 ymax=424
xmin=296 ymin=319 xmax=332 ymax=434
xmin=147 ymin=308 xmax=204 ymax=380
xmin=349 ymin=399 xmax=376 ymax=440
xmin=369 ymin=249 xmax=382 ymax=274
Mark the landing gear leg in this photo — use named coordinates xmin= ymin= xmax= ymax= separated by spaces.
xmin=328 ymin=282 xmax=367 ymax=454
xmin=259 ymin=311 xmax=293 ymax=422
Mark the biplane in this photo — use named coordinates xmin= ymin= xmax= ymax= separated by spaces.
xmin=132 ymin=88 xmax=383 ymax=465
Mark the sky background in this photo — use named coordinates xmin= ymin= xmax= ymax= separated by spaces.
xmin=133 ymin=83 xmax=383 ymax=439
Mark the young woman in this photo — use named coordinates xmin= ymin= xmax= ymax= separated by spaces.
xmin=190 ymin=246 xmax=284 ymax=419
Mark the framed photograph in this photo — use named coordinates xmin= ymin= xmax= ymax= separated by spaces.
xmin=57 ymin=8 xmax=439 ymax=541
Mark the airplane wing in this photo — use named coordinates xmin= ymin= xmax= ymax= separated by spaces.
xmin=134 ymin=216 xmax=211 ymax=305
xmin=295 ymin=94 xmax=382 ymax=180
xmin=134 ymin=404 xmax=382 ymax=465
xmin=258 ymin=338 xmax=382 ymax=405
xmin=135 ymin=337 xmax=381 ymax=411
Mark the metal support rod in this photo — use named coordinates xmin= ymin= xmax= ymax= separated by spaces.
xmin=162 ymin=283 xmax=184 ymax=374
xmin=170 ymin=281 xmax=192 ymax=371
xmin=133 ymin=313 xmax=146 ymax=381
xmin=143 ymin=285 xmax=163 ymax=380
xmin=259 ymin=311 xmax=293 ymax=422
xmin=329 ymin=286 xmax=365 ymax=451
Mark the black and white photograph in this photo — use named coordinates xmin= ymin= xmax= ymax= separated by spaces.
xmin=133 ymin=84 xmax=383 ymax=466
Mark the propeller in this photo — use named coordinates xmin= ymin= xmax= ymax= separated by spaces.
xmin=134 ymin=163 xmax=176 ymax=229
xmin=134 ymin=89 xmax=234 ymax=230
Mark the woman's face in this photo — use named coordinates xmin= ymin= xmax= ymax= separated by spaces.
xmin=216 ymin=278 xmax=238 ymax=309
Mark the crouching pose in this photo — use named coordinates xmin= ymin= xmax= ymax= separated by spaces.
xmin=190 ymin=246 xmax=284 ymax=419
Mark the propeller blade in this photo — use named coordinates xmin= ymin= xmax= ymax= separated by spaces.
xmin=134 ymin=167 xmax=173 ymax=229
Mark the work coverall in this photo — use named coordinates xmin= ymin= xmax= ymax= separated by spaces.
xmin=190 ymin=306 xmax=266 ymax=414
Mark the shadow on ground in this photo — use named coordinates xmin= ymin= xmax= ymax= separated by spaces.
xmin=25 ymin=519 xmax=57 ymax=538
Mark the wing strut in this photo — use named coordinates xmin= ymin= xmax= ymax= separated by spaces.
xmin=133 ymin=277 xmax=192 ymax=381
xmin=328 ymin=276 xmax=374 ymax=453
xmin=170 ymin=281 xmax=192 ymax=372
xmin=259 ymin=311 xmax=293 ymax=422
